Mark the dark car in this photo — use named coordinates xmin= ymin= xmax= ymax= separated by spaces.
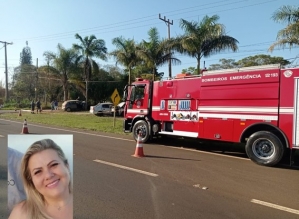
xmin=62 ymin=100 xmax=85 ymax=112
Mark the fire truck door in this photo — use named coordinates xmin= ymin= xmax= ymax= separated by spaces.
xmin=128 ymin=84 xmax=148 ymax=113
xmin=293 ymin=78 xmax=299 ymax=148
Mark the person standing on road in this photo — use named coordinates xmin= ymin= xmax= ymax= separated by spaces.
xmin=30 ymin=100 xmax=35 ymax=114
xmin=54 ymin=100 xmax=58 ymax=110
xmin=51 ymin=100 xmax=55 ymax=111
xmin=36 ymin=99 xmax=41 ymax=114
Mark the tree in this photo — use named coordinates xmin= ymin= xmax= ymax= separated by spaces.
xmin=11 ymin=42 xmax=36 ymax=101
xmin=236 ymin=55 xmax=290 ymax=67
xmin=181 ymin=67 xmax=199 ymax=74
xmin=131 ymin=64 xmax=164 ymax=79
xmin=206 ymin=55 xmax=290 ymax=70
xmin=37 ymin=63 xmax=63 ymax=104
xmin=43 ymin=44 xmax=80 ymax=101
xmin=269 ymin=5 xmax=299 ymax=52
xmin=110 ymin=36 xmax=139 ymax=84
xmin=12 ymin=64 xmax=37 ymax=101
xmin=103 ymin=65 xmax=125 ymax=81
xmin=73 ymin=34 xmax=108 ymax=109
xmin=19 ymin=41 xmax=32 ymax=65
xmin=172 ymin=15 xmax=239 ymax=75
xmin=208 ymin=58 xmax=238 ymax=70
xmin=137 ymin=27 xmax=181 ymax=81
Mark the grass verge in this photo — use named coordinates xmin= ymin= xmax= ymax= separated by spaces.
xmin=0 ymin=111 xmax=127 ymax=135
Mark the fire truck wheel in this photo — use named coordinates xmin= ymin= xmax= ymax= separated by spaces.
xmin=245 ymin=131 xmax=284 ymax=166
xmin=132 ymin=120 xmax=150 ymax=143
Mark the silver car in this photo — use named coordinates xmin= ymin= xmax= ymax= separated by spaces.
xmin=93 ymin=102 xmax=113 ymax=116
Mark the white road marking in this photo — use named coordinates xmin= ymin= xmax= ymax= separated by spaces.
xmin=93 ymin=159 xmax=158 ymax=177
xmin=0 ymin=119 xmax=249 ymax=161
xmin=251 ymin=199 xmax=299 ymax=215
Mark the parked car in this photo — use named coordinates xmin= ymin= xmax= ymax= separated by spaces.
xmin=93 ymin=102 xmax=113 ymax=116
xmin=62 ymin=100 xmax=85 ymax=112
xmin=111 ymin=102 xmax=125 ymax=116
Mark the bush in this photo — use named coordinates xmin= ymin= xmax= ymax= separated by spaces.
xmin=1 ymin=100 xmax=31 ymax=109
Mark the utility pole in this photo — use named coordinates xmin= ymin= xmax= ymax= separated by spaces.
xmin=0 ymin=41 xmax=13 ymax=101
xmin=159 ymin=14 xmax=173 ymax=78
xmin=35 ymin=58 xmax=38 ymax=101
xmin=85 ymin=80 xmax=88 ymax=110
xmin=47 ymin=59 xmax=49 ymax=106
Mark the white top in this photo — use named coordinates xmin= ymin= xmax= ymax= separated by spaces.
xmin=7 ymin=147 xmax=26 ymax=213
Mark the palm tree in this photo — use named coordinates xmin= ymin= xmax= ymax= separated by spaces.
xmin=43 ymin=44 xmax=80 ymax=101
xmin=172 ymin=15 xmax=238 ymax=75
xmin=110 ymin=36 xmax=139 ymax=84
xmin=268 ymin=5 xmax=299 ymax=52
xmin=73 ymin=34 xmax=107 ymax=109
xmin=137 ymin=27 xmax=181 ymax=81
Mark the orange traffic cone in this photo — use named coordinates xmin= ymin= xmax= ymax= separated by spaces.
xmin=21 ymin=119 xmax=29 ymax=134
xmin=18 ymin=109 xmax=22 ymax=116
xmin=132 ymin=132 xmax=145 ymax=157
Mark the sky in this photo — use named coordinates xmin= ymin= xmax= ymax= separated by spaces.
xmin=1 ymin=0 xmax=299 ymax=85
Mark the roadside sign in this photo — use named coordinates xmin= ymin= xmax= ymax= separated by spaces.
xmin=111 ymin=89 xmax=120 ymax=106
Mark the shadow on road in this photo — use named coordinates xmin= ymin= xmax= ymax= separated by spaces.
xmin=275 ymin=163 xmax=299 ymax=170
xmin=151 ymin=136 xmax=247 ymax=157
xmin=145 ymin=155 xmax=201 ymax=161
xmin=150 ymin=136 xmax=299 ymax=170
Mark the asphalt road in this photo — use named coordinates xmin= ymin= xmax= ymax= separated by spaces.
xmin=0 ymin=118 xmax=298 ymax=219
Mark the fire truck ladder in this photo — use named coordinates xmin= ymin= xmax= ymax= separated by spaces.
xmin=291 ymin=78 xmax=299 ymax=166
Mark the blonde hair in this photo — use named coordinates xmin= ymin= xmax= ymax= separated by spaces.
xmin=21 ymin=139 xmax=72 ymax=219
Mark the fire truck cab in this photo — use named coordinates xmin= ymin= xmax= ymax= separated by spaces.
xmin=123 ymin=64 xmax=299 ymax=166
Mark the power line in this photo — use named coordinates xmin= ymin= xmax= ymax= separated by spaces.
xmin=172 ymin=0 xmax=277 ymax=21
xmin=11 ymin=0 xmax=275 ymax=43
xmin=10 ymin=0 xmax=230 ymax=42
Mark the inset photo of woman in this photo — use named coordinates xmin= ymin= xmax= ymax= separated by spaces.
xmin=7 ymin=135 xmax=73 ymax=219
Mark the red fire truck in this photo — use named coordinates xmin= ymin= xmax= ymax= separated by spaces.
xmin=123 ymin=64 xmax=299 ymax=166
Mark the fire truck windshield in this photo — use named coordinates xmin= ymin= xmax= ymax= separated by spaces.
xmin=130 ymin=85 xmax=145 ymax=102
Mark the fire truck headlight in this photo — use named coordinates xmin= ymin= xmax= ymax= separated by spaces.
xmin=152 ymin=124 xmax=159 ymax=133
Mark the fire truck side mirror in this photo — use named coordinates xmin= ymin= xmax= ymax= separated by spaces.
xmin=123 ymin=85 xmax=128 ymax=101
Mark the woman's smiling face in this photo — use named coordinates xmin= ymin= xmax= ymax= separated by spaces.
xmin=28 ymin=149 xmax=70 ymax=199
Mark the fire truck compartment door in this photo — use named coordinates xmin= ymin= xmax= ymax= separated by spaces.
xmin=203 ymin=119 xmax=234 ymax=141
xmin=293 ymin=78 xmax=299 ymax=147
